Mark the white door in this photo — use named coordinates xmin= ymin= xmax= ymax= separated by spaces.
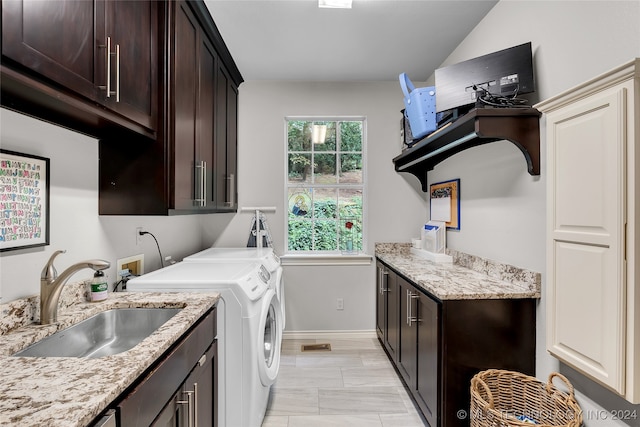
xmin=546 ymin=85 xmax=627 ymax=393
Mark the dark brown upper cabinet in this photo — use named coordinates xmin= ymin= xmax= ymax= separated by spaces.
xmin=165 ymin=0 xmax=240 ymax=214
xmin=169 ymin=0 xmax=217 ymax=211
xmin=98 ymin=0 xmax=242 ymax=215
xmin=1 ymin=0 xmax=159 ymax=138
xmin=1 ymin=0 xmax=242 ymax=215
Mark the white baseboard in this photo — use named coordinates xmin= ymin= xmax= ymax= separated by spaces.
xmin=283 ymin=330 xmax=377 ymax=340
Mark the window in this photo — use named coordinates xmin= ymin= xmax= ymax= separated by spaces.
xmin=286 ymin=118 xmax=365 ymax=253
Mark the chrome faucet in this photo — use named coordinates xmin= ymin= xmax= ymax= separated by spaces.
xmin=40 ymin=250 xmax=111 ymax=324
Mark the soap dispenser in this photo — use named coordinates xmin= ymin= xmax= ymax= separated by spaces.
xmin=90 ymin=270 xmax=108 ymax=302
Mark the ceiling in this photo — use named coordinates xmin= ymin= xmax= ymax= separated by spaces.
xmin=204 ymin=0 xmax=498 ymax=82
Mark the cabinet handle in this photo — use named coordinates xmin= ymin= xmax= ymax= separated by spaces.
xmin=407 ymin=289 xmax=419 ymax=326
xmin=193 ymin=382 xmax=199 ymax=427
xmin=195 ymin=161 xmax=206 ymax=206
xmin=180 ymin=390 xmax=195 ymax=427
xmin=99 ymin=37 xmax=118 ymax=99
xmin=225 ymin=173 xmax=235 ymax=207
xmin=378 ymin=267 xmax=389 ymax=294
xmin=409 ymin=292 xmax=420 ymax=325
xmin=406 ymin=289 xmax=411 ymax=326
xmin=176 ymin=391 xmax=194 ymax=427
xmin=382 ymin=270 xmax=389 ymax=293
xmin=115 ymin=42 xmax=120 ymax=102
xmin=202 ymin=161 xmax=207 ymax=207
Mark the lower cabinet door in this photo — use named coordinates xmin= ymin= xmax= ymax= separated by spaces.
xmin=385 ymin=268 xmax=399 ymax=361
xmin=416 ymin=292 xmax=439 ymax=427
xmin=182 ymin=343 xmax=215 ymax=426
xmin=376 ymin=262 xmax=386 ymax=340
xmin=397 ymin=276 xmax=417 ymax=387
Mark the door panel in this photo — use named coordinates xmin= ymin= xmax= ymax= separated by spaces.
xmin=385 ymin=268 xmax=398 ymax=361
xmin=226 ymin=82 xmax=238 ymax=210
xmin=104 ymin=0 xmax=157 ymax=130
xmin=172 ymin=1 xmax=198 ymax=210
xmin=182 ymin=344 xmax=215 ymax=427
xmin=416 ymin=293 xmax=439 ymax=427
xmin=547 ymin=87 xmax=626 ymax=393
xmin=215 ymin=64 xmax=229 ymax=209
xmin=2 ymin=0 xmax=98 ymax=100
xmin=376 ymin=263 xmax=385 ymax=340
xmin=199 ymin=37 xmax=216 ymax=208
xmin=397 ymin=277 xmax=416 ymax=388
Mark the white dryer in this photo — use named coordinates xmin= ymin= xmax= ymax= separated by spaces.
xmin=127 ymin=261 xmax=282 ymax=427
xmin=183 ymin=247 xmax=286 ymax=330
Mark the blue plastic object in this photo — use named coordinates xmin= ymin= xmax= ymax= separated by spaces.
xmin=399 ymin=73 xmax=438 ymax=139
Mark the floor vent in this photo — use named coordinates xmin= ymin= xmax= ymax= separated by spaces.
xmin=301 ymin=343 xmax=332 ymax=352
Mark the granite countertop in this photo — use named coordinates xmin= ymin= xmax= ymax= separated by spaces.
xmin=375 ymin=243 xmax=540 ymax=300
xmin=0 ymin=289 xmax=219 ymax=427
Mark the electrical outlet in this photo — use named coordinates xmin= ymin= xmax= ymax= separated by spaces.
xmin=135 ymin=227 xmax=144 ymax=245
xmin=336 ymin=298 xmax=344 ymax=310
xmin=116 ymin=254 xmax=145 ymax=277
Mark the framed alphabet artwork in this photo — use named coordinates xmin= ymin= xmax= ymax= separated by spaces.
xmin=0 ymin=149 xmax=50 ymax=251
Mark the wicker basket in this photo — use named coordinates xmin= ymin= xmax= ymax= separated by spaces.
xmin=470 ymin=369 xmax=583 ymax=427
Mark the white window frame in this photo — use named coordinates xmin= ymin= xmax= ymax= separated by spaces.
xmin=282 ymin=116 xmax=371 ymax=265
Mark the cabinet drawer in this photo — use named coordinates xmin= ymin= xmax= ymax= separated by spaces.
xmin=116 ymin=308 xmax=216 ymax=427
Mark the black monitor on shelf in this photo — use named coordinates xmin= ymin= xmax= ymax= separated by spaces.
xmin=434 ymin=42 xmax=535 ymax=114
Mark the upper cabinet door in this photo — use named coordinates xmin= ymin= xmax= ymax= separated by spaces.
xmin=1 ymin=0 xmax=99 ymax=101
xmin=544 ymin=78 xmax=628 ymax=395
xmin=198 ymin=34 xmax=216 ymax=209
xmin=214 ymin=64 xmax=238 ymax=211
xmin=170 ymin=0 xmax=217 ymax=212
xmin=171 ymin=0 xmax=199 ymax=211
xmin=101 ymin=0 xmax=158 ymax=133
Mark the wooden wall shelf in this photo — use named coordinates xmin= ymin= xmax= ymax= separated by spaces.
xmin=393 ymin=107 xmax=541 ymax=191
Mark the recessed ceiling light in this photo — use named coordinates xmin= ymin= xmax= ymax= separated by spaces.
xmin=318 ymin=0 xmax=352 ymax=9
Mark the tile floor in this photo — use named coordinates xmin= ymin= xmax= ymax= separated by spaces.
xmin=261 ymin=337 xmax=427 ymax=427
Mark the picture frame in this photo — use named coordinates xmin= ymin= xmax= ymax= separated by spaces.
xmin=429 ymin=178 xmax=460 ymax=230
xmin=0 ymin=149 xmax=50 ymax=251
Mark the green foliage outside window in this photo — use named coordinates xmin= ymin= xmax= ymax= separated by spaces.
xmin=287 ymin=197 xmax=363 ymax=252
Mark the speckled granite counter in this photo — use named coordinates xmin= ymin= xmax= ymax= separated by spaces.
xmin=0 ymin=286 xmax=219 ymax=427
xmin=375 ymin=243 xmax=540 ymax=300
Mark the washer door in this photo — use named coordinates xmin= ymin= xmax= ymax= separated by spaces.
xmin=257 ymin=289 xmax=281 ymax=386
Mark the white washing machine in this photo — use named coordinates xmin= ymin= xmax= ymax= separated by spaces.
xmin=127 ymin=261 xmax=282 ymax=427
xmin=183 ymin=247 xmax=286 ymax=330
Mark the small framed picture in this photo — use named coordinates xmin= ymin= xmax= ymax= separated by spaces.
xmin=0 ymin=149 xmax=50 ymax=251
xmin=430 ymin=178 xmax=460 ymax=230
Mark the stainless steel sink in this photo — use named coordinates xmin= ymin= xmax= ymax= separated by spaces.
xmin=13 ymin=308 xmax=182 ymax=358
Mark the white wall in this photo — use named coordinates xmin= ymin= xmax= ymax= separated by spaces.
xmin=0 ymin=108 xmax=215 ymax=302
xmin=425 ymin=1 xmax=640 ymax=425
xmin=209 ymin=81 xmax=428 ymax=332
